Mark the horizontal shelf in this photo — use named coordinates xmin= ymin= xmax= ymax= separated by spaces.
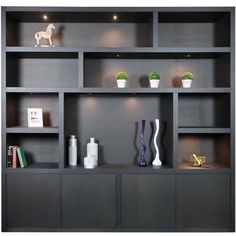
xmin=178 ymin=162 xmax=230 ymax=173
xmin=6 ymin=162 xmax=59 ymax=172
xmin=6 ymin=127 xmax=60 ymax=134
xmin=6 ymin=46 xmax=231 ymax=53
xmin=5 ymin=87 xmax=231 ymax=94
xmin=64 ymin=164 xmax=173 ymax=174
xmin=178 ymin=127 xmax=231 ymax=134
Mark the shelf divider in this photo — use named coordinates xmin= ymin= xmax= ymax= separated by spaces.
xmin=178 ymin=127 xmax=231 ymax=134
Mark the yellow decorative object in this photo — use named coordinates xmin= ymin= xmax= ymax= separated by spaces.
xmin=191 ymin=154 xmax=206 ymax=167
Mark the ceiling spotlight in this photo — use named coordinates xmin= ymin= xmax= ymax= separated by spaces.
xmin=113 ymin=15 xmax=118 ymax=21
xmin=42 ymin=14 xmax=48 ymax=20
xmin=116 ymin=54 xmax=120 ymax=58
xmin=187 ymin=54 xmax=191 ymax=58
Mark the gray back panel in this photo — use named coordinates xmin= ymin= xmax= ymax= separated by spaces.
xmin=85 ymin=57 xmax=229 ymax=88
xmin=64 ymin=94 xmax=173 ymax=166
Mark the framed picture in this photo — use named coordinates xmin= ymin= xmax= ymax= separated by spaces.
xmin=27 ymin=108 xmax=43 ymax=127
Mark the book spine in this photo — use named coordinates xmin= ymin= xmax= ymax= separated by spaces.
xmin=7 ymin=146 xmax=14 ymax=167
xmin=16 ymin=147 xmax=28 ymax=168
xmin=12 ymin=146 xmax=18 ymax=168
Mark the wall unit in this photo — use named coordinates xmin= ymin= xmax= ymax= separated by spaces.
xmin=1 ymin=7 xmax=235 ymax=232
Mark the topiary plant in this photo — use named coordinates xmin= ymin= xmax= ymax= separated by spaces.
xmin=181 ymin=72 xmax=193 ymax=80
xmin=148 ymin=72 xmax=160 ymax=80
xmin=116 ymin=71 xmax=128 ymax=80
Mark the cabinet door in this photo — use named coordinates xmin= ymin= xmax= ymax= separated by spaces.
xmin=7 ymin=174 xmax=61 ymax=227
xmin=121 ymin=174 xmax=175 ymax=227
xmin=62 ymin=174 xmax=116 ymax=227
xmin=177 ymin=174 xmax=230 ymax=227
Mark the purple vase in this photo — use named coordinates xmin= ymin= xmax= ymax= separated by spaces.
xmin=139 ymin=119 xmax=147 ymax=167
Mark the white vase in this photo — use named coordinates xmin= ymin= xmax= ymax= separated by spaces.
xmin=149 ymin=80 xmax=160 ymax=88
xmin=182 ymin=79 xmax=192 ymax=88
xmin=152 ymin=119 xmax=162 ymax=166
xmin=117 ymin=80 xmax=127 ymax=88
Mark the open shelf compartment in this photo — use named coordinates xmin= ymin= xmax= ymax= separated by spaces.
xmin=84 ymin=52 xmax=230 ymax=88
xmin=6 ymin=11 xmax=153 ymax=47
xmin=178 ymin=133 xmax=230 ymax=169
xmin=64 ymin=93 xmax=173 ymax=168
xmin=6 ymin=93 xmax=59 ymax=128
xmin=158 ymin=11 xmax=230 ymax=47
xmin=178 ymin=93 xmax=230 ymax=128
xmin=7 ymin=133 xmax=59 ymax=169
xmin=6 ymin=52 xmax=79 ymax=88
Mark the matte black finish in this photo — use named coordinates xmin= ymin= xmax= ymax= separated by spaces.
xmin=178 ymin=134 xmax=230 ymax=167
xmin=177 ymin=174 xmax=231 ymax=227
xmin=62 ymin=174 xmax=116 ymax=227
xmin=1 ymin=6 xmax=235 ymax=233
xmin=121 ymin=174 xmax=175 ymax=227
xmin=7 ymin=174 xmax=61 ymax=227
xmin=64 ymin=94 xmax=173 ymax=167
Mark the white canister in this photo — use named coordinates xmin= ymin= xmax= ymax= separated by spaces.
xmin=69 ymin=135 xmax=77 ymax=166
xmin=87 ymin=137 xmax=98 ymax=166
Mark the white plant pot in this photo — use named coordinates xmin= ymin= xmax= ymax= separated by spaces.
xmin=149 ymin=80 xmax=160 ymax=88
xmin=182 ymin=79 xmax=192 ymax=88
xmin=117 ymin=80 xmax=127 ymax=88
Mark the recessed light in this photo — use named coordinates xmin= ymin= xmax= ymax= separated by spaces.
xmin=116 ymin=54 xmax=120 ymax=58
xmin=42 ymin=14 xmax=48 ymax=20
xmin=113 ymin=15 xmax=118 ymax=21
xmin=187 ymin=54 xmax=191 ymax=58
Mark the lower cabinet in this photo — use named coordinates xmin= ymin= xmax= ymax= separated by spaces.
xmin=176 ymin=174 xmax=231 ymax=227
xmin=6 ymin=174 xmax=61 ymax=227
xmin=121 ymin=174 xmax=175 ymax=227
xmin=62 ymin=174 xmax=116 ymax=227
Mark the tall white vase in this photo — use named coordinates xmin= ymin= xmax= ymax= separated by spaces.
xmin=152 ymin=119 xmax=162 ymax=166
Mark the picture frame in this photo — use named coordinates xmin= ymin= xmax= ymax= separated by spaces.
xmin=27 ymin=108 xmax=43 ymax=127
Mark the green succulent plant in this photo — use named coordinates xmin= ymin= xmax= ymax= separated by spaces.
xmin=116 ymin=71 xmax=128 ymax=80
xmin=181 ymin=72 xmax=193 ymax=80
xmin=148 ymin=72 xmax=160 ymax=80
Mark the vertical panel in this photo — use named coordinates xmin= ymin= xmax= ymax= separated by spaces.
xmin=177 ymin=174 xmax=230 ymax=227
xmin=7 ymin=174 xmax=61 ymax=227
xmin=62 ymin=174 xmax=116 ymax=227
xmin=121 ymin=174 xmax=175 ymax=227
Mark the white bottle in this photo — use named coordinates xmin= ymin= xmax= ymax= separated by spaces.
xmin=87 ymin=137 xmax=98 ymax=166
xmin=69 ymin=135 xmax=77 ymax=166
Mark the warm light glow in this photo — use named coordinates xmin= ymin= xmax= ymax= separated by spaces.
xmin=42 ymin=14 xmax=48 ymax=20
xmin=113 ymin=15 xmax=118 ymax=21
xmin=116 ymin=54 xmax=120 ymax=58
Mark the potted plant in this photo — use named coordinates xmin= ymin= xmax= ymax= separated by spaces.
xmin=181 ymin=72 xmax=193 ymax=88
xmin=148 ymin=72 xmax=160 ymax=88
xmin=116 ymin=71 xmax=128 ymax=88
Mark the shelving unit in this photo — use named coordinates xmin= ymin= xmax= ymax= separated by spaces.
xmin=1 ymin=7 xmax=235 ymax=232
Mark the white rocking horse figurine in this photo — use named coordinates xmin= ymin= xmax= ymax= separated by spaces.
xmin=34 ymin=24 xmax=56 ymax=47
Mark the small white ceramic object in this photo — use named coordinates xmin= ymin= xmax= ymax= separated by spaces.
xmin=182 ymin=79 xmax=192 ymax=88
xmin=149 ymin=80 xmax=160 ymax=88
xmin=117 ymin=80 xmax=127 ymax=88
xmin=87 ymin=137 xmax=98 ymax=166
xmin=84 ymin=155 xmax=96 ymax=169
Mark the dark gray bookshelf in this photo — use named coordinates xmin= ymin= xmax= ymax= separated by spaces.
xmin=1 ymin=6 xmax=235 ymax=232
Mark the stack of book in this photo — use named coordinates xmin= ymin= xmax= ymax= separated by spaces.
xmin=7 ymin=146 xmax=28 ymax=168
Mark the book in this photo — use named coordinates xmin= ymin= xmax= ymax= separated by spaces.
xmin=16 ymin=147 xmax=28 ymax=168
xmin=12 ymin=146 xmax=18 ymax=168
xmin=7 ymin=146 xmax=14 ymax=167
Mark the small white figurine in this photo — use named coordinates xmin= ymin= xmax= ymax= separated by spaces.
xmin=34 ymin=23 xmax=55 ymax=47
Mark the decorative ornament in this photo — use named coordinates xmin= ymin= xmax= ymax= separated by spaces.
xmin=139 ymin=119 xmax=147 ymax=167
xmin=152 ymin=119 xmax=162 ymax=166
xmin=191 ymin=153 xmax=206 ymax=167
xmin=34 ymin=23 xmax=56 ymax=47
